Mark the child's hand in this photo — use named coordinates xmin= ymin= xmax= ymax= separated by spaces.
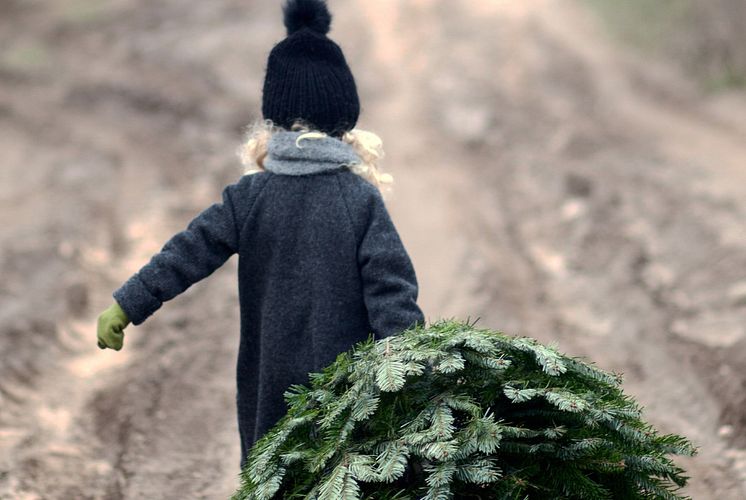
xmin=97 ymin=302 xmax=131 ymax=351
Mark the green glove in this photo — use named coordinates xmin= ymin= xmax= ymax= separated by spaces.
xmin=97 ymin=302 xmax=131 ymax=351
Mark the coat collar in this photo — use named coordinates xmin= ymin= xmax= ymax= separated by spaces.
xmin=263 ymin=131 xmax=361 ymax=176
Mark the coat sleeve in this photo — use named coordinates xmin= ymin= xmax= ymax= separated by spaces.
xmin=357 ymin=189 xmax=425 ymax=339
xmin=113 ymin=181 xmax=243 ymax=325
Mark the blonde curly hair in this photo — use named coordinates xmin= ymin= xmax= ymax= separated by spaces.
xmin=237 ymin=120 xmax=393 ymax=195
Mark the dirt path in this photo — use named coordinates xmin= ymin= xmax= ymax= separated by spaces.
xmin=1 ymin=0 xmax=745 ymax=498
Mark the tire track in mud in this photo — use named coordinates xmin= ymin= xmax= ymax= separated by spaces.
xmin=530 ymin=5 xmax=746 ymax=496
xmin=1 ymin=1 xmax=262 ymax=497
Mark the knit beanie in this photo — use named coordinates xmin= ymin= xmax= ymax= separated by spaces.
xmin=262 ymin=0 xmax=360 ymax=137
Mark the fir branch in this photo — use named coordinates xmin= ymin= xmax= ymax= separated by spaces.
xmin=233 ymin=320 xmax=695 ymax=500
xmin=376 ymin=357 xmax=407 ymax=392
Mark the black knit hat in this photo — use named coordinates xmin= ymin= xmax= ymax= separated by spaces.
xmin=262 ymin=0 xmax=360 ymax=137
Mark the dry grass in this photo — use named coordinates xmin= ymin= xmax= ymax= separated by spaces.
xmin=583 ymin=0 xmax=746 ymax=91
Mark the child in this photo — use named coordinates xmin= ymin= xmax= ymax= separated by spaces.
xmin=96 ymin=0 xmax=425 ymax=470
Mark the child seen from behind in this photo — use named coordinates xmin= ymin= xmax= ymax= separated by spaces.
xmin=96 ymin=0 xmax=425 ymax=470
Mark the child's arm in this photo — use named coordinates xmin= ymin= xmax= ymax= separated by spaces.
xmin=358 ymin=189 xmax=425 ymax=339
xmin=98 ymin=182 xmax=243 ymax=349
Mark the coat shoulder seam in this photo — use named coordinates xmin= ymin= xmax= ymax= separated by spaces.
xmin=236 ymin=173 xmax=275 ymax=246
xmin=335 ymin=172 xmax=363 ymax=248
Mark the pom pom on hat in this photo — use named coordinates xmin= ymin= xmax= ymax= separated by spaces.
xmin=283 ymin=0 xmax=332 ymax=36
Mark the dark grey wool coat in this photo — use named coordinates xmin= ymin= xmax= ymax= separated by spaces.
xmin=113 ymin=131 xmax=425 ymax=469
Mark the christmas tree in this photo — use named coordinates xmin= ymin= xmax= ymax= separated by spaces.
xmin=233 ymin=320 xmax=695 ymax=499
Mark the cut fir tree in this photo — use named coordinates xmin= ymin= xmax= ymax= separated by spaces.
xmin=233 ymin=320 xmax=696 ymax=500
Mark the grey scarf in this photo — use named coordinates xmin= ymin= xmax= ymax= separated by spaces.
xmin=263 ymin=131 xmax=361 ymax=176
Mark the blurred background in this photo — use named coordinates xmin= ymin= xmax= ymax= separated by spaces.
xmin=1 ymin=0 xmax=745 ymax=498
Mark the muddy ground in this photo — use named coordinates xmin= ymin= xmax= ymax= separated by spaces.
xmin=1 ymin=0 xmax=746 ymax=498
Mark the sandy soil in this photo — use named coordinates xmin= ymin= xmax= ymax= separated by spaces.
xmin=1 ymin=0 xmax=745 ymax=498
